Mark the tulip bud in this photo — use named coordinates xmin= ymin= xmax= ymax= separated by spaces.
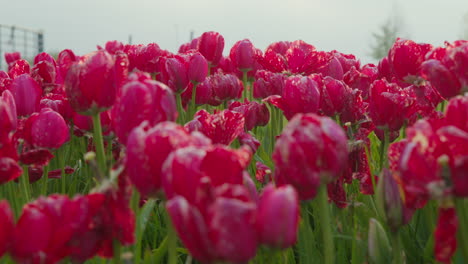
xmin=8 ymin=74 xmax=42 ymax=117
xmin=187 ymin=52 xmax=208 ymax=83
xmin=230 ymin=39 xmax=258 ymax=72
xmin=388 ymin=38 xmax=432 ymax=82
xmin=23 ymin=108 xmax=70 ymax=149
xmin=253 ymin=70 xmax=286 ymax=99
xmin=197 ymin=31 xmax=225 ymax=66
xmin=113 ymin=78 xmax=177 ymax=144
xmin=8 ymin=59 xmax=30 ymax=79
xmin=273 ymin=113 xmax=348 ymax=200
xmin=165 ymin=56 xmax=189 ymax=93
xmin=376 ymin=169 xmax=404 ymax=232
xmin=368 ymin=218 xmax=392 ymax=264
xmin=65 ymin=50 xmax=117 ymax=115
xmin=5 ymin=52 xmax=21 ymax=69
xmin=256 ymin=184 xmax=299 ymax=249
xmin=265 ymin=75 xmax=321 ymax=120
xmin=185 ymin=109 xmax=245 ymax=145
xmin=229 ymin=100 xmax=270 ymax=131
xmin=0 ymin=90 xmax=17 ymax=139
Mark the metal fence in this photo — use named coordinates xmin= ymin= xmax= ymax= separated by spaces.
xmin=0 ymin=24 xmax=44 ymax=70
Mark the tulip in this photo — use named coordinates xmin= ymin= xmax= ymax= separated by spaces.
xmin=319 ymin=76 xmax=352 ymax=117
xmin=273 ymin=113 xmax=348 ymax=200
xmin=0 ymin=157 xmax=22 ymax=184
xmin=165 ymin=55 xmax=189 ymax=93
xmin=39 ymin=93 xmax=74 ymax=121
xmin=57 ymin=49 xmax=78 ymax=81
xmin=238 ymin=131 xmax=261 ymax=153
xmin=0 ymin=71 xmax=12 ymax=93
xmin=421 ymin=59 xmax=461 ymax=99
xmin=434 ymin=207 xmax=458 ymax=264
xmin=65 ymin=50 xmax=117 ymax=115
xmin=126 ymin=122 xmax=204 ymax=197
xmin=255 ymin=162 xmax=271 ymax=183
xmin=387 ymin=38 xmax=433 ymax=82
xmin=285 ymin=40 xmax=331 ymax=75
xmin=0 ymin=200 xmax=14 ymax=258
xmin=185 ymin=109 xmax=245 ymax=145
xmin=197 ymin=31 xmax=225 ymax=66
xmin=229 ymin=100 xmax=270 ymax=131
xmin=23 ymin=108 xmax=69 ymax=149
xmin=256 ymin=184 xmax=299 ymax=249
xmin=368 ymin=79 xmax=415 ymax=131
xmin=5 ymin=51 xmax=21 ymax=69
xmin=104 ymin=40 xmax=125 ymax=54
xmin=343 ymin=64 xmax=378 ymax=99
xmin=8 ymin=74 xmax=42 ymax=117
xmin=31 ymin=60 xmax=57 ymax=91
xmin=265 ymin=75 xmax=321 ymax=120
xmin=0 ymin=90 xmax=17 ymax=140
xmin=8 ymin=59 xmax=30 ymax=79
xmin=113 ymin=77 xmax=177 ymax=144
xmin=253 ymin=70 xmax=286 ymax=99
xmin=230 ymin=39 xmax=259 ymax=72
xmin=186 ymin=52 xmax=208 ymax=84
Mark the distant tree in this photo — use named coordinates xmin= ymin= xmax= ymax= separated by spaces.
xmin=369 ymin=18 xmax=400 ymax=61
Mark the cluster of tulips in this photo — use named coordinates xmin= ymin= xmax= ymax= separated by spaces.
xmin=0 ymin=31 xmax=468 ymax=264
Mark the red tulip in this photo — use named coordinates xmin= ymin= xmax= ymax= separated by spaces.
xmin=166 ymin=185 xmax=258 ymax=264
xmin=368 ymin=79 xmax=415 ymax=131
xmin=185 ymin=109 xmax=245 ymax=145
xmin=40 ymin=93 xmax=74 ymax=121
xmin=230 ymin=39 xmax=259 ymax=72
xmin=229 ymin=100 xmax=270 ymax=131
xmin=343 ymin=64 xmax=379 ymax=99
xmin=8 ymin=59 xmax=30 ymax=79
xmin=178 ymin=37 xmax=199 ymax=53
xmin=434 ymin=207 xmax=458 ymax=264
xmin=23 ymin=108 xmax=69 ymax=149
xmin=445 ymin=42 xmax=468 ymax=89
xmin=319 ymin=76 xmax=352 ymax=117
xmin=165 ymin=55 xmax=189 ymax=93
xmin=162 ymin=145 xmax=250 ymax=204
xmin=57 ymin=49 xmax=78 ymax=81
xmin=0 ymin=200 xmax=14 ymax=258
xmin=104 ymin=40 xmax=125 ymax=55
xmin=265 ymin=75 xmax=321 ymax=120
xmin=186 ymin=52 xmax=208 ymax=83
xmin=8 ymin=74 xmax=42 ymax=117
xmin=253 ymin=70 xmax=286 ymax=99
xmin=0 ymin=157 xmax=22 ymax=184
xmin=65 ymin=50 xmax=117 ymax=115
xmin=273 ymin=113 xmax=348 ymax=200
xmin=31 ymin=60 xmax=57 ymax=91
xmin=256 ymin=184 xmax=299 ymax=249
xmin=421 ymin=59 xmax=461 ymax=99
xmin=388 ymin=38 xmax=433 ymax=82
xmin=113 ymin=76 xmax=177 ymax=144
xmin=0 ymin=71 xmax=12 ymax=93
xmin=285 ymin=40 xmax=331 ymax=75
xmin=19 ymin=148 xmax=54 ymax=167
xmin=197 ymin=31 xmax=225 ymax=66
xmin=0 ymin=90 xmax=17 ymax=140
xmin=5 ymin=52 xmax=21 ymax=69
xmin=255 ymin=162 xmax=272 ymax=183
xmin=238 ymin=131 xmax=261 ymax=153
xmin=126 ymin=122 xmax=206 ymax=197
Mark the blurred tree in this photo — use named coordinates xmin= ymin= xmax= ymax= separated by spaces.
xmin=369 ymin=18 xmax=400 ymax=60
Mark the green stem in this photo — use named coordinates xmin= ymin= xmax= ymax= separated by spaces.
xmin=92 ymin=114 xmax=106 ymax=174
xmin=379 ymin=128 xmax=390 ymax=172
xmin=242 ymin=70 xmax=249 ymax=100
xmin=58 ymin=146 xmax=67 ymax=194
xmin=318 ymin=184 xmax=334 ymax=264
xmin=176 ymin=92 xmax=185 ymax=124
xmin=20 ymin=166 xmax=31 ymax=203
xmin=167 ymin=220 xmax=177 ymax=264
xmin=391 ymin=230 xmax=403 ymax=264
xmin=455 ymin=198 xmax=468 ymax=261
xmin=112 ymin=239 xmax=121 ymax=264
xmin=190 ymin=82 xmax=198 ymax=119
xmin=41 ymin=164 xmax=49 ymax=196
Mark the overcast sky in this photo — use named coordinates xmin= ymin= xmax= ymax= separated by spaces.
xmin=1 ymin=0 xmax=467 ymax=64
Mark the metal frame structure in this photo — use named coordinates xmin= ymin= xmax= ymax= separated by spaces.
xmin=0 ymin=24 xmax=44 ymax=70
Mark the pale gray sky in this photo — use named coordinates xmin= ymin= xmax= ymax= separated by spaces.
xmin=1 ymin=0 xmax=467 ymax=64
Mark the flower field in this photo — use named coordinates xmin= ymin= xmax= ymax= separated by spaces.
xmin=0 ymin=32 xmax=468 ymax=264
